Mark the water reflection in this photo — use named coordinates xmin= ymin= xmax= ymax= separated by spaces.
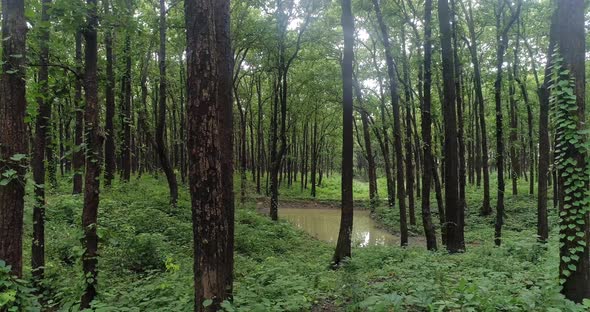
xmin=280 ymin=208 xmax=396 ymax=247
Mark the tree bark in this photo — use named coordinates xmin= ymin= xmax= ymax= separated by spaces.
xmin=333 ymin=0 xmax=354 ymax=266
xmin=185 ymin=0 xmax=235 ymax=309
xmin=72 ymin=32 xmax=84 ymax=195
xmin=0 ymin=0 xmax=27 ymax=278
xmin=80 ymin=0 xmax=103 ymax=307
xmin=103 ymin=0 xmax=116 ymax=187
xmin=439 ymin=0 xmax=463 ymax=252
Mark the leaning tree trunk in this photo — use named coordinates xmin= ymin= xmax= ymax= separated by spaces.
xmin=157 ymin=0 xmax=179 ymax=207
xmin=373 ymin=0 xmax=408 ymax=246
xmin=333 ymin=0 xmax=355 ymax=267
xmin=0 ymin=0 xmax=27 ymax=278
xmin=185 ymin=0 xmax=235 ymax=310
xmin=80 ymin=0 xmax=103 ymax=307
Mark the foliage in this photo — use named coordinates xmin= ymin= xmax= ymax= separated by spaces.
xmin=0 ymin=260 xmax=40 ymax=311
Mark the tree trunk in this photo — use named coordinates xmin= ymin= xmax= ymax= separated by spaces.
xmin=104 ymin=0 xmax=116 ymax=187
xmin=333 ymin=0 xmax=354 ymax=267
xmin=420 ymin=0 xmax=437 ymax=250
xmin=121 ymin=4 xmax=132 ymax=182
xmin=80 ymin=0 xmax=103 ymax=307
xmin=439 ymin=0 xmax=463 ymax=252
xmin=186 ymin=0 xmax=235 ymax=310
xmin=31 ymin=0 xmax=51 ymax=283
xmin=373 ymin=0 xmax=407 ymax=246
xmin=553 ymin=0 xmax=590 ymax=302
xmin=73 ymin=32 xmax=84 ymax=195
xmin=0 ymin=0 xmax=27 ymax=278
xmin=157 ymin=0 xmax=179 ymax=207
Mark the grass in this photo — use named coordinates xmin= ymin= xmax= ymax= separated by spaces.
xmin=1 ymin=173 xmax=588 ymax=311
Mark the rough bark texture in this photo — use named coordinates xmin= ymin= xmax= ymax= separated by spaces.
xmin=32 ymin=0 xmax=51 ymax=282
xmin=439 ymin=0 xmax=464 ymax=252
xmin=373 ymin=0 xmax=408 ymax=246
xmin=157 ymin=0 xmax=179 ymax=206
xmin=554 ymin=0 xmax=590 ymax=302
xmin=80 ymin=0 xmax=103 ymax=307
xmin=0 ymin=0 xmax=27 ymax=278
xmin=185 ymin=0 xmax=235 ymax=310
xmin=420 ymin=0 xmax=437 ymax=251
xmin=333 ymin=0 xmax=354 ymax=267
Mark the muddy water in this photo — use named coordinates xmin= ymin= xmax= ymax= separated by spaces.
xmin=280 ymin=208 xmax=396 ymax=247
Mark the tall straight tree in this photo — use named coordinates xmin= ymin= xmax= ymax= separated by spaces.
xmin=0 ymin=0 xmax=27 ymax=278
xmin=157 ymin=0 xmax=179 ymax=206
xmin=493 ymin=0 xmax=520 ymax=247
xmin=103 ymin=0 xmax=116 ymax=186
xmin=333 ymin=0 xmax=354 ymax=267
xmin=80 ymin=0 xmax=103 ymax=307
xmin=72 ymin=31 xmax=84 ymax=195
xmin=438 ymin=0 xmax=464 ymax=252
xmin=421 ymin=0 xmax=437 ymax=251
xmin=32 ymin=0 xmax=51 ymax=283
xmin=372 ymin=0 xmax=408 ymax=246
xmin=461 ymin=0 xmax=491 ymax=215
xmin=185 ymin=0 xmax=235 ymax=310
xmin=120 ymin=0 xmax=133 ymax=182
xmin=552 ymin=0 xmax=589 ymax=302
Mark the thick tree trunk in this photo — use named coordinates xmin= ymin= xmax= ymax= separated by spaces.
xmin=185 ymin=0 xmax=235 ymax=309
xmin=373 ymin=0 xmax=407 ymax=246
xmin=32 ymin=0 xmax=51 ymax=283
xmin=553 ymin=0 xmax=590 ymax=302
xmin=0 ymin=0 xmax=27 ymax=278
xmin=80 ymin=0 xmax=103 ymax=307
xmin=439 ymin=0 xmax=463 ymax=253
xmin=157 ymin=0 xmax=179 ymax=207
xmin=333 ymin=0 xmax=354 ymax=267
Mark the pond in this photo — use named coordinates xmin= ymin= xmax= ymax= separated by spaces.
xmin=280 ymin=207 xmax=397 ymax=247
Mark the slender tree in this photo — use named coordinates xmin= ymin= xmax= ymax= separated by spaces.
xmin=0 ymin=0 xmax=27 ymax=278
xmin=185 ymin=0 xmax=235 ymax=309
xmin=80 ymin=0 xmax=103 ymax=307
xmin=72 ymin=32 xmax=84 ymax=195
xmin=104 ymin=0 xmax=116 ymax=186
xmin=31 ymin=0 xmax=51 ymax=283
xmin=421 ymin=0 xmax=437 ymax=251
xmin=157 ymin=0 xmax=179 ymax=206
xmin=333 ymin=0 xmax=354 ymax=267
xmin=372 ymin=0 xmax=408 ymax=246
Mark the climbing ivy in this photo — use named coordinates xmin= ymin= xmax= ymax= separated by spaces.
xmin=549 ymin=49 xmax=590 ymax=285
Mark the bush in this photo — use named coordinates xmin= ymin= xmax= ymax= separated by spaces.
xmin=0 ymin=260 xmax=41 ymax=311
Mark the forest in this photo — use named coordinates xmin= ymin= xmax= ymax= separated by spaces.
xmin=0 ymin=0 xmax=589 ymax=310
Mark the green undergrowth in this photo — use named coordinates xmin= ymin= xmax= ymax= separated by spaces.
xmin=2 ymin=175 xmax=588 ymax=311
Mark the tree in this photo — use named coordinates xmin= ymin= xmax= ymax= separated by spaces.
xmin=104 ymin=0 xmax=116 ymax=187
xmin=421 ymin=0 xmax=437 ymax=251
xmin=80 ymin=0 xmax=103 ymax=306
xmin=551 ymin=0 xmax=589 ymax=302
xmin=72 ymin=31 xmax=84 ymax=195
xmin=32 ymin=0 xmax=51 ymax=283
xmin=185 ymin=0 xmax=235 ymax=309
xmin=333 ymin=0 xmax=354 ymax=267
xmin=438 ymin=0 xmax=463 ymax=253
xmin=493 ymin=0 xmax=520 ymax=247
xmin=0 ymin=0 xmax=27 ymax=278
xmin=157 ymin=0 xmax=179 ymax=206
xmin=372 ymin=0 xmax=408 ymax=246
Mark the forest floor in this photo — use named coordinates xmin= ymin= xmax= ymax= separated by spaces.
xmin=4 ymin=174 xmax=590 ymax=311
